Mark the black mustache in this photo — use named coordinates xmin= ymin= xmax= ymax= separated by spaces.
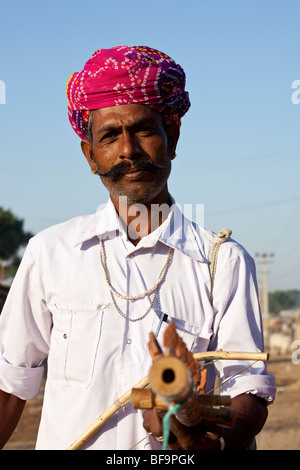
xmin=98 ymin=158 xmax=168 ymax=181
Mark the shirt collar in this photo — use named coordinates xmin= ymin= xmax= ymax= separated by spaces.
xmin=160 ymin=203 xmax=207 ymax=262
xmin=73 ymin=199 xmax=121 ymax=247
xmin=73 ymin=198 xmax=207 ymax=263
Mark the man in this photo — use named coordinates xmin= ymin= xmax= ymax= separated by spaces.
xmin=0 ymin=46 xmax=275 ymax=450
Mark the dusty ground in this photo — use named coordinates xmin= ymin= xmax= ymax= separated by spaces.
xmin=256 ymin=356 xmax=300 ymax=450
xmin=2 ymin=356 xmax=300 ymax=451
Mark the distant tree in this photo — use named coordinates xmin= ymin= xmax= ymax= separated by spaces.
xmin=269 ymin=290 xmax=300 ymax=315
xmin=0 ymin=208 xmax=33 ymax=279
xmin=5 ymin=255 xmax=22 ymax=278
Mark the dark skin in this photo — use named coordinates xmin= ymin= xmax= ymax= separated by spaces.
xmin=0 ymin=104 xmax=268 ymax=450
xmin=0 ymin=390 xmax=26 ymax=449
xmin=81 ymin=104 xmax=179 ymax=244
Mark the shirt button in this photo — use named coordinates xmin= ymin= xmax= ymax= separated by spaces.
xmin=63 ymin=333 xmax=68 ymax=339
xmin=126 ymin=339 xmax=132 ymax=345
xmin=129 ymin=253 xmax=134 ymax=259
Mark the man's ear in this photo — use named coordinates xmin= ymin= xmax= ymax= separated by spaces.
xmin=166 ymin=124 xmax=180 ymax=157
xmin=81 ymin=140 xmax=98 ymax=173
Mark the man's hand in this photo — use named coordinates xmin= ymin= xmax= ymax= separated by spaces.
xmin=143 ymin=393 xmax=268 ymax=450
xmin=143 ymin=409 xmax=220 ymax=450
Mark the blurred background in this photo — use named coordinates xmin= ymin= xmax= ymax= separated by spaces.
xmin=1 ymin=0 xmax=299 ymax=450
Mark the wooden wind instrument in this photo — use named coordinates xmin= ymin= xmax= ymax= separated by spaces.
xmin=132 ymin=355 xmax=236 ymax=428
xmin=67 ymin=322 xmax=268 ymax=450
xmin=132 ymin=322 xmax=237 ymax=429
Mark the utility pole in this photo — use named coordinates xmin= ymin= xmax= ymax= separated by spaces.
xmin=255 ymin=253 xmax=274 ymax=348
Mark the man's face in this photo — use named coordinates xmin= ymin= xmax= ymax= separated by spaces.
xmin=81 ymin=104 xmax=179 ymax=205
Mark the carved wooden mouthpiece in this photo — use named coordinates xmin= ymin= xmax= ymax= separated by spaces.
xmin=146 ymin=354 xmax=236 ymax=428
xmin=149 ymin=355 xmax=193 ymax=404
xmin=148 ymin=322 xmax=207 ymax=394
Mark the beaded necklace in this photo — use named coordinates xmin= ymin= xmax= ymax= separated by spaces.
xmin=99 ymin=237 xmax=174 ymax=322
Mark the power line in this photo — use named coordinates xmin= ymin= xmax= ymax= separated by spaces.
xmin=269 ymin=201 xmax=300 ymax=253
xmin=178 ymin=149 xmax=300 ymax=173
xmin=203 ymin=149 xmax=300 ymax=166
xmin=206 ymin=196 xmax=300 ymax=216
xmin=271 ymin=259 xmax=300 ymax=279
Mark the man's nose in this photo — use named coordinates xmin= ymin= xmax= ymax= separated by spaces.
xmin=119 ymin=131 xmax=140 ymax=159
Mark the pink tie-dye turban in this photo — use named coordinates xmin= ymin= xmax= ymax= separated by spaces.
xmin=66 ymin=45 xmax=191 ymax=140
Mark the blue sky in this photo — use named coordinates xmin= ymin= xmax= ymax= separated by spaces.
xmin=1 ymin=0 xmax=300 ymax=293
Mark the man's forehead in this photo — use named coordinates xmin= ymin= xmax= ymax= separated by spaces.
xmin=92 ymin=104 xmax=163 ymax=129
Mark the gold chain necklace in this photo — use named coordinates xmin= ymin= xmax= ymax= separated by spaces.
xmin=99 ymin=237 xmax=174 ymax=322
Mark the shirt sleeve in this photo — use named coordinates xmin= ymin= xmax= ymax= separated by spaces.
xmin=0 ymin=240 xmax=52 ymax=400
xmin=209 ymin=241 xmax=276 ymax=403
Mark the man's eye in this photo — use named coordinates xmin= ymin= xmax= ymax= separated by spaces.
xmin=100 ymin=132 xmax=117 ymax=142
xmin=136 ymin=126 xmax=156 ymax=136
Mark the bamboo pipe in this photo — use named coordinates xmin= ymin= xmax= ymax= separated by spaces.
xmin=131 ymin=388 xmax=236 ymax=428
xmin=194 ymin=351 xmax=269 ymax=362
xmin=67 ymin=350 xmax=268 ymax=450
xmin=131 ymin=388 xmax=232 ymax=409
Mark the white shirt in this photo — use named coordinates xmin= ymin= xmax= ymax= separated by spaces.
xmin=0 ymin=199 xmax=275 ymax=450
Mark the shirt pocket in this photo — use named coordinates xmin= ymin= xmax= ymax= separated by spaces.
xmin=157 ymin=316 xmax=210 ymax=354
xmin=47 ymin=301 xmax=107 ymax=388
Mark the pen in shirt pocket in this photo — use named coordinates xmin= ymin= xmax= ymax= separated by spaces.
xmin=155 ymin=312 xmax=168 ymax=337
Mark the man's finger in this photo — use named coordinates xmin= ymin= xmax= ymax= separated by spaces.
xmin=142 ymin=409 xmax=163 ymax=438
